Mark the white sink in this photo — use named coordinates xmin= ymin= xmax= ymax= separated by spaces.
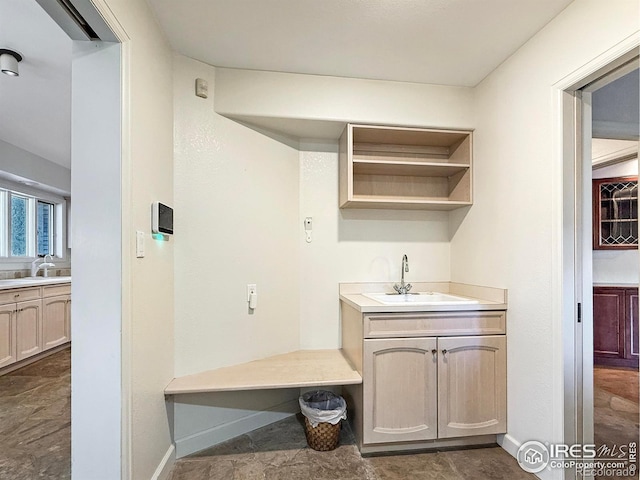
xmin=362 ymin=292 xmax=479 ymax=306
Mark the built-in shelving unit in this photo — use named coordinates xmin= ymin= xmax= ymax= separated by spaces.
xmin=339 ymin=124 xmax=473 ymax=210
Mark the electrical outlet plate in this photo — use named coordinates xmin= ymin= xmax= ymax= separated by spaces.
xmin=247 ymin=284 xmax=256 ymax=300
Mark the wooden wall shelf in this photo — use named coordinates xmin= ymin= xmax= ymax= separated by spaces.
xmin=339 ymin=124 xmax=473 ymax=210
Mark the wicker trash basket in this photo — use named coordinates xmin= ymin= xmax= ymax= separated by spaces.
xmin=299 ymin=390 xmax=347 ymax=452
xmin=303 ymin=416 xmax=341 ymax=451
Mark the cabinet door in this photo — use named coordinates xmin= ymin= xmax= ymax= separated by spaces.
xmin=625 ymin=289 xmax=639 ymax=364
xmin=592 ymin=176 xmax=638 ymax=250
xmin=363 ymin=337 xmax=437 ymax=444
xmin=438 ymin=335 xmax=506 ymax=438
xmin=593 ymin=289 xmax=625 ymax=360
xmin=16 ymin=299 xmax=42 ymax=361
xmin=43 ymin=295 xmax=70 ymax=349
xmin=0 ymin=303 xmax=16 ymax=368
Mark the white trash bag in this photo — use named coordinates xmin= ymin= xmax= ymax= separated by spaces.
xmin=299 ymin=390 xmax=347 ymax=428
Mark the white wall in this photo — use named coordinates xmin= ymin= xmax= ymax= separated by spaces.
xmin=593 ymin=158 xmax=638 ymax=285
xmin=449 ymin=1 xmax=639 ymax=477
xmin=173 ymin=56 xmax=300 ymax=377
xmin=71 ymin=40 xmax=122 ymax=480
xmin=214 ymin=67 xmax=474 ymax=139
xmin=299 ymin=141 xmax=451 ymax=349
xmin=83 ymin=1 xmax=175 ymax=479
xmin=173 ymin=59 xmax=473 ymax=453
xmin=173 ymin=55 xmax=301 ymax=455
xmin=0 ymin=139 xmax=70 ymax=194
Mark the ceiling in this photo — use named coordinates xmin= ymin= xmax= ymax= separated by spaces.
xmin=592 ymin=68 xmax=639 ymax=140
xmin=5 ymin=0 xmax=631 ymax=172
xmin=0 ymin=0 xmax=71 ymax=169
xmin=148 ymin=0 xmax=573 ymax=87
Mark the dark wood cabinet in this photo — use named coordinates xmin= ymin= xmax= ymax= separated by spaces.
xmin=594 ymin=286 xmax=639 ymax=368
xmin=592 ymin=176 xmax=638 ymax=250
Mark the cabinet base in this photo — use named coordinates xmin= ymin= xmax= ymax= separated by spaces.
xmin=0 ymin=342 xmax=69 ymax=376
xmin=359 ymin=434 xmax=499 ymax=455
xmin=595 ymin=357 xmax=638 ymax=369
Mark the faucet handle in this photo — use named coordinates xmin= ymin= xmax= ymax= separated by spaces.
xmin=393 ymin=284 xmax=402 ymax=294
xmin=405 ymin=284 xmax=412 ymax=292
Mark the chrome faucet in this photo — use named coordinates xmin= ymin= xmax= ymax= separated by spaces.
xmin=393 ymin=255 xmax=412 ymax=294
xmin=31 ymin=254 xmax=56 ymax=278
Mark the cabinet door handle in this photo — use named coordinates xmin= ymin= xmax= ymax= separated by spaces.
xmin=431 ymin=349 xmax=437 ymax=355
xmin=14 ymin=294 xmax=19 ymax=297
xmin=442 ymin=349 xmax=447 ymax=355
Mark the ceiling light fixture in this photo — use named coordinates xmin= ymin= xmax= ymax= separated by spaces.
xmin=0 ymin=49 xmax=22 ymax=77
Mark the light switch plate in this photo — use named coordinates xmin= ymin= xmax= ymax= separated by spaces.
xmin=136 ymin=231 xmax=145 ymax=258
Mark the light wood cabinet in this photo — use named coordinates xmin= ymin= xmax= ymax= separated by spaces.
xmin=363 ymin=337 xmax=438 ymax=444
xmin=43 ymin=295 xmax=71 ymax=349
xmin=437 ymin=335 xmax=506 ymax=438
xmin=342 ymin=303 xmax=507 ymax=453
xmin=16 ymin=299 xmax=42 ymax=361
xmin=0 ymin=304 xmax=16 ymax=368
xmin=339 ymin=124 xmax=473 ymax=210
xmin=0 ymin=282 xmax=71 ymax=372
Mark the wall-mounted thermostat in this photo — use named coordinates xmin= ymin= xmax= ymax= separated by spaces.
xmin=152 ymin=201 xmax=174 ymax=235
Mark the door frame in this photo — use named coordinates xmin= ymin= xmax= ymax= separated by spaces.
xmin=65 ymin=1 xmax=133 ymax=478
xmin=554 ymin=35 xmax=639 ymax=480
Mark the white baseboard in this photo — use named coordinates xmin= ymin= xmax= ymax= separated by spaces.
xmin=174 ymin=398 xmax=299 ymax=458
xmin=151 ymin=444 xmax=176 ymax=480
xmin=498 ymin=433 xmax=520 ymax=459
xmin=498 ymin=434 xmax=562 ymax=480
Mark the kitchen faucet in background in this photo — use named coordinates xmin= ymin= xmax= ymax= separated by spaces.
xmin=393 ymin=254 xmax=412 ymax=294
xmin=31 ymin=254 xmax=56 ymax=278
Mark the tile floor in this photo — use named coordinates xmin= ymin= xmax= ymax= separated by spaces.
xmin=0 ymin=347 xmax=71 ymax=480
xmin=1 ymin=350 xmax=636 ymax=480
xmin=168 ymin=415 xmax=535 ymax=480
xmin=593 ymin=366 xmax=639 ymax=480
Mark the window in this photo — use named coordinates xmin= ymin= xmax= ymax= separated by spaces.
xmin=0 ymin=186 xmax=66 ymax=260
xmin=37 ymin=201 xmax=54 ymax=256
xmin=10 ymin=194 xmax=28 ymax=256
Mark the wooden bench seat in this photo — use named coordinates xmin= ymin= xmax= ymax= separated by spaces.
xmin=164 ymin=349 xmax=362 ymax=395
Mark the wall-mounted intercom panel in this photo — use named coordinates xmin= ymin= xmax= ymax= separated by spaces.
xmin=152 ymin=201 xmax=174 ymax=235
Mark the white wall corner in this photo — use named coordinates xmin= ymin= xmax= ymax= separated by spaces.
xmin=151 ymin=444 xmax=176 ymax=480
xmin=174 ymin=398 xmax=300 ymax=458
xmin=497 ymin=433 xmax=520 ymax=458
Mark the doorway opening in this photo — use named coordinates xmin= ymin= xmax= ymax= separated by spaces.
xmin=560 ymin=43 xmax=639 ymax=479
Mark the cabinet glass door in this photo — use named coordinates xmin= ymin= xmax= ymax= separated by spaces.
xmin=593 ymin=176 xmax=638 ymax=250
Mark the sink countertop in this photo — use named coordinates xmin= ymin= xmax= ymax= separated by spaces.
xmin=0 ymin=276 xmax=72 ymax=291
xmin=339 ymin=281 xmax=507 ymax=313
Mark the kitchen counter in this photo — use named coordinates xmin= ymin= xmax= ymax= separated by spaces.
xmin=593 ymin=283 xmax=638 ymax=288
xmin=339 ymin=281 xmax=507 ymax=313
xmin=0 ymin=276 xmax=72 ymax=291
